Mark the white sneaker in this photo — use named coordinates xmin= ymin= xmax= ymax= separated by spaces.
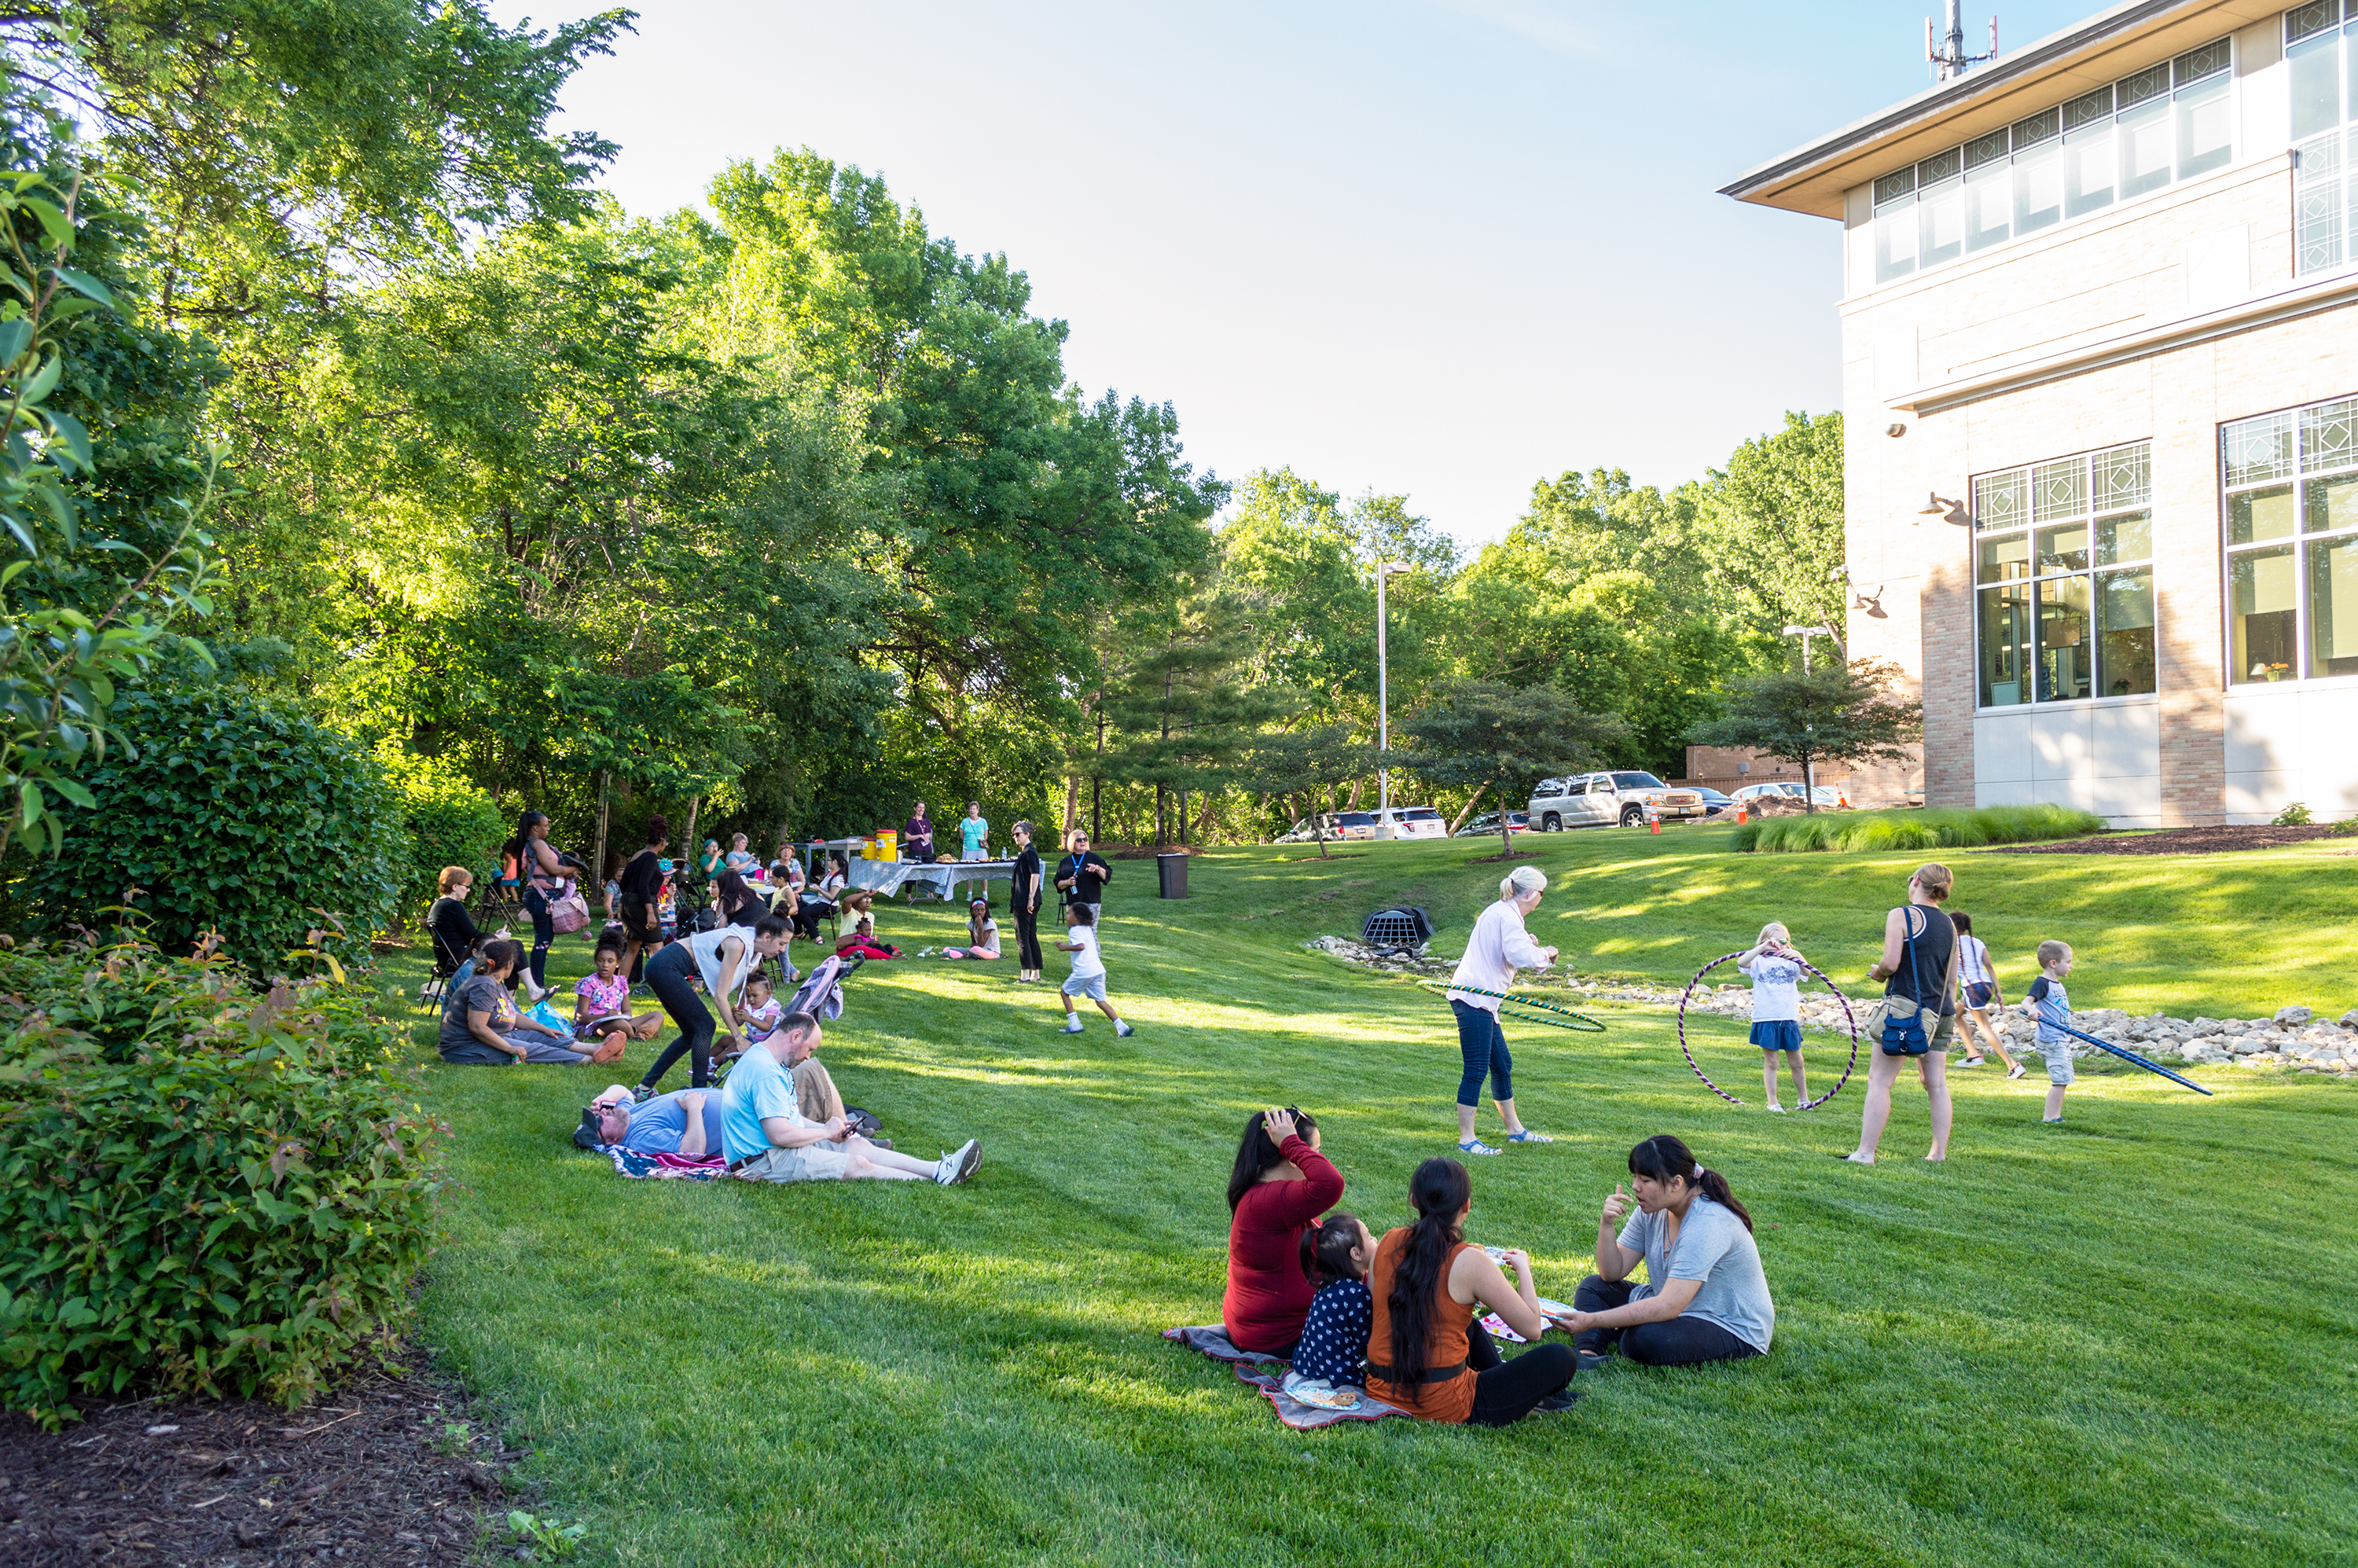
xmin=1115 ymin=1021 xmax=1135 ymax=1037
xmin=1765 ymin=1103 xmax=1787 ymax=1114
xmin=934 ymin=1138 xmax=981 ymax=1184
xmin=1060 ymin=1019 xmax=1085 ymax=1034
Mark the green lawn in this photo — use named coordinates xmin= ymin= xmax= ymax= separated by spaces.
xmin=402 ymin=829 xmax=2358 ymax=1566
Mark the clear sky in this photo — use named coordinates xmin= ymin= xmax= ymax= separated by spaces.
xmin=493 ymin=0 xmax=2102 ymax=550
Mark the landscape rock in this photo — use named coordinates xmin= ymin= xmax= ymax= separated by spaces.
xmin=2342 ymin=1008 xmax=2358 ymax=1029
xmin=2275 ymin=1005 xmax=2314 ymax=1026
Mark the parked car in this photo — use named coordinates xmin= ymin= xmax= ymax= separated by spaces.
xmin=1693 ymin=788 xmax=1736 ymax=817
xmin=1371 ymin=806 xmax=1448 ymax=840
xmin=1653 ymin=787 xmax=1712 ymax=821
xmin=1275 ymin=812 xmax=1379 ymax=843
xmin=1732 ymin=782 xmax=1850 ymax=810
xmin=1526 ymin=771 xmax=1675 ymax=830
xmin=1454 ymin=810 xmax=1530 ymax=838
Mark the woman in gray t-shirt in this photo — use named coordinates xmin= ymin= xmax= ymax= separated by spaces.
xmin=1551 ymin=1134 xmax=1773 ymax=1367
xmin=436 ymin=939 xmax=590 ymax=1065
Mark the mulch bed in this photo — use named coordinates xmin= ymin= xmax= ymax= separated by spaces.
xmin=0 ymin=1350 xmax=525 ymax=1567
xmin=1460 ymin=850 xmax=1547 ymax=864
xmin=1990 ymin=824 xmax=2348 ymax=855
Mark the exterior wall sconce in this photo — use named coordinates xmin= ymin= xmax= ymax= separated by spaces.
xmin=1915 ymin=492 xmax=1969 ymax=526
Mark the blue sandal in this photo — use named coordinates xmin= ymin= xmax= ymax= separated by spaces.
xmin=1508 ymin=1129 xmax=1555 ymax=1144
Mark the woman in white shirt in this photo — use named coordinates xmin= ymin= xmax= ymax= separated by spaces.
xmin=1443 ymin=865 xmax=1559 ymax=1155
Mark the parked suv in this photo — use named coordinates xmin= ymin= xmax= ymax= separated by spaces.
xmin=1371 ymin=806 xmax=1447 ymax=840
xmin=1526 ymin=771 xmax=1675 ymax=830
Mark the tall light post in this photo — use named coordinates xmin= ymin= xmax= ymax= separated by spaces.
xmin=1783 ymin=623 xmax=1835 ymax=809
xmin=1376 ymin=561 xmax=1410 ymax=837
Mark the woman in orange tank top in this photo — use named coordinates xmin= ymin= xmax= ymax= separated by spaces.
xmin=1365 ymin=1158 xmax=1577 ymax=1426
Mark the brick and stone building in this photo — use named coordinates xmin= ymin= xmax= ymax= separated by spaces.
xmin=1724 ymin=0 xmax=2358 ymax=824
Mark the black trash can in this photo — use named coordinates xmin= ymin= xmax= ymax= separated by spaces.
xmin=1157 ymin=852 xmax=1189 ymax=899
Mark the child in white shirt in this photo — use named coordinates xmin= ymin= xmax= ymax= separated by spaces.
xmin=1056 ymin=905 xmax=1133 ymax=1037
xmin=1736 ymin=920 xmax=1808 ymax=1112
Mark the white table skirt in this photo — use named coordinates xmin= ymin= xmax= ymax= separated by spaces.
xmin=845 ymin=859 xmax=1015 ymax=898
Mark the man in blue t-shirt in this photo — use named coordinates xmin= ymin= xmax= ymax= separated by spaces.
xmin=587 ymin=1088 xmax=718 ymax=1156
xmin=719 ymin=1012 xmax=980 ymax=1186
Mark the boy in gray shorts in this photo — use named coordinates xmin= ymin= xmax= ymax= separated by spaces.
xmin=2021 ymin=939 xmax=2076 ymax=1124
xmin=1056 ymin=905 xmax=1135 ymax=1037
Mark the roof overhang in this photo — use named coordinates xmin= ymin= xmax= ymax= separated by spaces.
xmin=1720 ymin=0 xmax=2286 ymax=218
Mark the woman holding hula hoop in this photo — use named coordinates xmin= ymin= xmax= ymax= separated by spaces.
xmin=1846 ymin=861 xmax=1962 ymax=1165
xmin=1443 ymin=865 xmax=1558 ymax=1155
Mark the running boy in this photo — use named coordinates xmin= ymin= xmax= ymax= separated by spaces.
xmin=1950 ymin=912 xmax=2026 ymax=1078
xmin=1736 ymin=921 xmax=1809 ymax=1112
xmin=1056 ymin=905 xmax=1134 ymax=1037
xmin=2022 ymin=939 xmax=2077 ymax=1123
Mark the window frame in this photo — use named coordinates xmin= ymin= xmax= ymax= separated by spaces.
xmin=2220 ymin=393 xmax=2358 ymax=687
xmin=1868 ymin=36 xmax=2235 ymax=288
xmin=1971 ymin=440 xmax=2158 ymax=712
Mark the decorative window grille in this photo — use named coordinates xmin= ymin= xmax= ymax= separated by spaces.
xmin=1972 ymin=443 xmax=2155 ymax=707
xmin=2222 ymin=396 xmax=2358 ymax=683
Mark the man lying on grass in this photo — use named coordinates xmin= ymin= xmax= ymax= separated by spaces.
xmin=580 ymin=1085 xmax=719 ymax=1156
xmin=719 ymin=1010 xmax=982 ymax=1185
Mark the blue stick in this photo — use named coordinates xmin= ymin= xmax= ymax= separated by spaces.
xmin=2044 ymin=1019 xmax=2215 ymax=1096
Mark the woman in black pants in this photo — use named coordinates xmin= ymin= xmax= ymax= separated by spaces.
xmin=633 ymin=916 xmax=794 ymax=1100
xmin=501 ymin=809 xmax=577 ymax=995
xmin=1008 ymin=819 xmax=1045 ymax=982
xmin=1366 ymin=1158 xmax=1578 ymax=1426
xmin=1554 ymin=1135 xmax=1775 ymax=1368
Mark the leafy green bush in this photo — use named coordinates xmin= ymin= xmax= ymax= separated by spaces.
xmin=2273 ymin=802 xmax=2313 ymax=826
xmin=0 ymin=936 xmax=443 ymax=1427
xmin=379 ymin=748 xmax=505 ymax=922
xmin=25 ymin=686 xmax=402 ymax=971
xmin=1733 ymin=804 xmax=2104 ymax=854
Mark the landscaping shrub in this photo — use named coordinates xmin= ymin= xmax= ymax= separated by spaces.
xmin=379 ymin=748 xmax=505 ymax=924
xmin=1733 ymin=803 xmax=2104 ymax=854
xmin=0 ymin=937 xmax=443 ymax=1427
xmin=24 ymin=687 xmax=402 ymax=972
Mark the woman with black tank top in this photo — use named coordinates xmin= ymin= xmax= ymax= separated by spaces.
xmin=1846 ymin=862 xmax=1962 ymax=1165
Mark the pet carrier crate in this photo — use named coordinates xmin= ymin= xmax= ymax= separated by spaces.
xmin=1360 ymin=906 xmax=1435 ymax=957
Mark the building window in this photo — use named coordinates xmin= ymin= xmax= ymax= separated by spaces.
xmin=1871 ymin=39 xmax=2234 ymax=286
xmin=1973 ymin=442 xmax=2155 ymax=707
xmin=2222 ymin=395 xmax=2358 ymax=681
xmin=2291 ymin=2 xmax=2358 ymax=274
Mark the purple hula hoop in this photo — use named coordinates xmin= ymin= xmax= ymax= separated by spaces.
xmin=1675 ymin=949 xmax=1861 ymax=1110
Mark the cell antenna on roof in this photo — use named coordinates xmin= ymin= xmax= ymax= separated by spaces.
xmin=1926 ymin=0 xmax=1997 ymax=81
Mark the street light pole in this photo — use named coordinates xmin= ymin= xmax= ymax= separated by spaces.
xmin=1781 ymin=623 xmax=1835 ymax=810
xmin=1377 ymin=562 xmax=1408 ymax=838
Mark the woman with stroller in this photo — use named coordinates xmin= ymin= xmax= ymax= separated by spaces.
xmin=503 ymin=811 xmax=582 ymax=997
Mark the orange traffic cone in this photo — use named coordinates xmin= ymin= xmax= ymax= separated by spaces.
xmin=1736 ymin=803 xmax=1747 ymax=824
xmin=1649 ymin=808 xmax=1661 ymax=834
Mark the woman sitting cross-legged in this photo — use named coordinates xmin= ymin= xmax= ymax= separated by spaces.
xmin=1366 ymin=1158 xmax=1577 ymax=1425
xmin=1553 ymin=1134 xmax=1774 ymax=1369
xmin=438 ymin=939 xmax=598 ymax=1065
xmin=1221 ymin=1106 xmax=1346 ymax=1358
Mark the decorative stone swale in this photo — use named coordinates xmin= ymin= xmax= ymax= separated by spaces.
xmin=1300 ymin=936 xmax=2358 ymax=1075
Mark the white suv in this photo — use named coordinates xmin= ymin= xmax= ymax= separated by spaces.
xmin=1527 ymin=771 xmax=1674 ymax=830
xmin=1372 ymin=806 xmax=1447 ymax=840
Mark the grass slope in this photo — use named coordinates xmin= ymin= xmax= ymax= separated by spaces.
xmin=400 ymin=830 xmax=2358 ymax=1566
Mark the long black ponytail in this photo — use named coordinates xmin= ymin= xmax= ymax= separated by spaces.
xmin=1386 ymin=1158 xmax=1471 ymax=1383
xmin=1627 ymin=1134 xmax=1752 ymax=1232
xmin=503 ymin=810 xmax=548 ymax=865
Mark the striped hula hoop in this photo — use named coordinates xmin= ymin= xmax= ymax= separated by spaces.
xmin=1420 ymin=981 xmax=1607 ymax=1032
xmin=1676 ymin=950 xmax=1860 ymax=1109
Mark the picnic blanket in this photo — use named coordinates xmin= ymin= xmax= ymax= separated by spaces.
xmin=1162 ymin=1327 xmax=1412 ymax=1430
xmin=597 ymin=1146 xmax=730 ymax=1181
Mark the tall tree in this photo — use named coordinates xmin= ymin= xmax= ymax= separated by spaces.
xmin=1400 ymin=681 xmax=1628 ymax=859
xmin=1100 ymin=613 xmax=1291 ymax=846
xmin=1684 ymin=655 xmax=1919 ymax=812
xmin=1237 ymin=725 xmax=1378 ymax=860
xmin=1703 ymin=410 xmax=1847 ymax=639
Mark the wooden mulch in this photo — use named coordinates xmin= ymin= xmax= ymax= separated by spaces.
xmin=1989 ymin=824 xmax=2348 ymax=855
xmin=0 ymin=1348 xmax=525 ymax=1566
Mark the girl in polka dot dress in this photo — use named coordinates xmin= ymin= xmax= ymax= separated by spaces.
xmin=1283 ymin=1212 xmax=1377 ymax=1398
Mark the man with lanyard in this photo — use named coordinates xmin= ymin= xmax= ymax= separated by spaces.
xmin=1056 ymin=830 xmax=1113 ymax=927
